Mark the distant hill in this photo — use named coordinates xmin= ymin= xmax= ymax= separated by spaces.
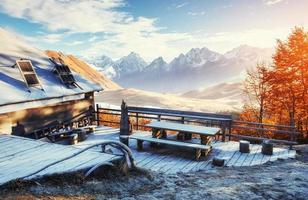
xmin=86 ymin=45 xmax=274 ymax=93
xmin=181 ymin=82 xmax=244 ymax=100
xmin=46 ymin=50 xmax=121 ymax=90
xmin=95 ymin=87 xmax=242 ymax=113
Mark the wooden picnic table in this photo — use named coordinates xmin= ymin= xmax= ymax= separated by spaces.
xmin=146 ymin=121 xmax=220 ymax=145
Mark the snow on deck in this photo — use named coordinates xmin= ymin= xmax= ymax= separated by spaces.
xmin=75 ymin=126 xmax=296 ymax=174
xmin=0 ymin=134 xmax=121 ymax=186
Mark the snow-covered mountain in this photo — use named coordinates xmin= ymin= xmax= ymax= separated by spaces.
xmin=169 ymin=47 xmax=222 ymax=70
xmin=224 ymin=45 xmax=273 ymax=61
xmin=86 ymin=45 xmax=274 ymax=93
xmin=86 ymin=52 xmax=147 ymax=79
xmin=114 ymin=52 xmax=148 ymax=76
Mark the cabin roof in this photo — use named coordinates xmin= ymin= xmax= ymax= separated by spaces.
xmin=0 ymin=53 xmax=103 ymax=107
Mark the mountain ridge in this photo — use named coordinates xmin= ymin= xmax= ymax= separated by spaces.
xmin=85 ymin=45 xmax=274 ymax=93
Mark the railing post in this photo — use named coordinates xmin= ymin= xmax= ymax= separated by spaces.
xmin=222 ymin=123 xmax=226 ymax=142
xmin=96 ymin=104 xmax=100 ymax=126
xmin=158 ymin=114 xmax=161 ymax=121
xmin=136 ymin=113 xmax=139 ymax=130
xmin=228 ymin=121 xmax=232 ymax=141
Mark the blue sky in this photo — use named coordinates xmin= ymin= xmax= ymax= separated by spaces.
xmin=0 ymin=0 xmax=307 ymax=62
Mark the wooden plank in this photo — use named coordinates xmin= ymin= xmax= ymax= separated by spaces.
xmin=146 ymin=121 xmax=220 ymax=136
xmin=150 ymin=155 xmax=175 ymax=172
xmin=0 ymin=136 xmax=12 ymax=143
xmin=31 ymin=152 xmax=118 ymax=178
xmin=130 ymin=135 xmax=211 ymax=150
xmin=233 ymin=153 xmax=249 ymax=167
xmin=165 ymin=156 xmax=189 ymax=174
xmin=0 ymin=144 xmax=73 ymax=171
xmin=250 ymin=149 xmax=264 ymax=166
xmin=214 ymin=141 xmax=238 ymax=161
xmin=0 ymin=143 xmax=47 ymax=160
xmin=241 ymin=144 xmax=261 ymax=166
xmin=137 ymin=154 xmax=162 ymax=168
xmin=0 ymin=146 xmax=78 ymax=184
xmin=142 ymin=154 xmax=166 ymax=169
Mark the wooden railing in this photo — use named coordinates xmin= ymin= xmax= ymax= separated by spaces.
xmin=30 ymin=109 xmax=96 ymax=139
xmin=96 ymin=104 xmax=299 ymax=148
xmin=96 ymin=105 xmax=232 ymax=141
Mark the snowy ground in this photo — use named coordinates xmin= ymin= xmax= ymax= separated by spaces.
xmin=1 ymin=145 xmax=307 ymax=200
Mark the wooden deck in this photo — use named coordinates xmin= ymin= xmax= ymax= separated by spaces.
xmin=75 ymin=126 xmax=297 ymax=174
xmin=0 ymin=134 xmax=121 ymax=186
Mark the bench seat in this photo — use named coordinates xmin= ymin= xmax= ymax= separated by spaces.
xmin=129 ymin=134 xmax=211 ymax=160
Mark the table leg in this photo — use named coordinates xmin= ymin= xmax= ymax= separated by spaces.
xmin=201 ymin=135 xmax=213 ymax=156
xmin=151 ymin=128 xmax=158 ymax=147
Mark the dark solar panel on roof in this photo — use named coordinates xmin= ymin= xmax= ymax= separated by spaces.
xmin=16 ymin=60 xmax=43 ymax=91
xmin=24 ymin=74 xmax=40 ymax=86
xmin=18 ymin=61 xmax=35 ymax=72
xmin=52 ymin=61 xmax=77 ymax=88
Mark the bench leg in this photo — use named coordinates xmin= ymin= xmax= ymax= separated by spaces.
xmin=161 ymin=129 xmax=167 ymax=138
xmin=152 ymin=128 xmax=159 ymax=138
xmin=137 ymin=140 xmax=143 ymax=151
xmin=177 ymin=132 xmax=185 ymax=141
xmin=184 ymin=133 xmax=192 ymax=140
xmin=202 ymin=147 xmax=212 ymax=157
xmin=195 ymin=149 xmax=201 ymax=161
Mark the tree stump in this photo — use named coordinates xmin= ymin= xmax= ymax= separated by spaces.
xmin=262 ymin=140 xmax=273 ymax=155
xmin=239 ymin=140 xmax=250 ymax=153
xmin=212 ymin=157 xmax=225 ymax=167
xmin=69 ymin=134 xmax=78 ymax=145
xmin=78 ymin=130 xmax=87 ymax=142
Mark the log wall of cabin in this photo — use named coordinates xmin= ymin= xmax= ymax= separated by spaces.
xmin=0 ymin=92 xmax=95 ymax=136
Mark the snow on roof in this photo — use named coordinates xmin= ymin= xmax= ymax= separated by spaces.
xmin=0 ymin=28 xmax=102 ymax=107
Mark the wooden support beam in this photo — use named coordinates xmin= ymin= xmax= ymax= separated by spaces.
xmin=137 ymin=140 xmax=143 ymax=151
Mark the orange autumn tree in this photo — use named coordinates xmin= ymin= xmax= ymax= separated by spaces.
xmin=241 ymin=27 xmax=308 ymax=140
xmin=243 ymin=63 xmax=271 ymax=124
xmin=268 ymin=27 xmax=308 ymax=136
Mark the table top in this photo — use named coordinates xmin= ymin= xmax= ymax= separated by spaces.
xmin=146 ymin=121 xmax=220 ymax=136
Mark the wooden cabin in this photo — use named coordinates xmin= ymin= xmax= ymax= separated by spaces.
xmin=0 ymin=56 xmax=102 ymax=137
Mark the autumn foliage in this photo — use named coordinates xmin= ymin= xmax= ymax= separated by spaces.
xmin=241 ymin=27 xmax=308 ymax=141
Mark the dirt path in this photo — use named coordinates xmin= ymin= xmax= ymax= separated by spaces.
xmin=1 ymin=145 xmax=308 ymax=200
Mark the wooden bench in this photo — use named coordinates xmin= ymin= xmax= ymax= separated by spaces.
xmin=146 ymin=121 xmax=220 ymax=145
xmin=129 ymin=134 xmax=211 ymax=160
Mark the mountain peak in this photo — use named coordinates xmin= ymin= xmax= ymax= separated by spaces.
xmin=152 ymin=56 xmax=165 ymax=63
xmin=224 ymin=44 xmax=274 ymax=60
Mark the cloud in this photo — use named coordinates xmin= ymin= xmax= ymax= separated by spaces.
xmin=0 ymin=0 xmax=298 ymax=63
xmin=176 ymin=2 xmax=189 ymax=8
xmin=263 ymin=0 xmax=284 ymax=5
xmin=187 ymin=11 xmax=205 ymax=16
xmin=0 ymin=0 xmax=130 ymax=33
